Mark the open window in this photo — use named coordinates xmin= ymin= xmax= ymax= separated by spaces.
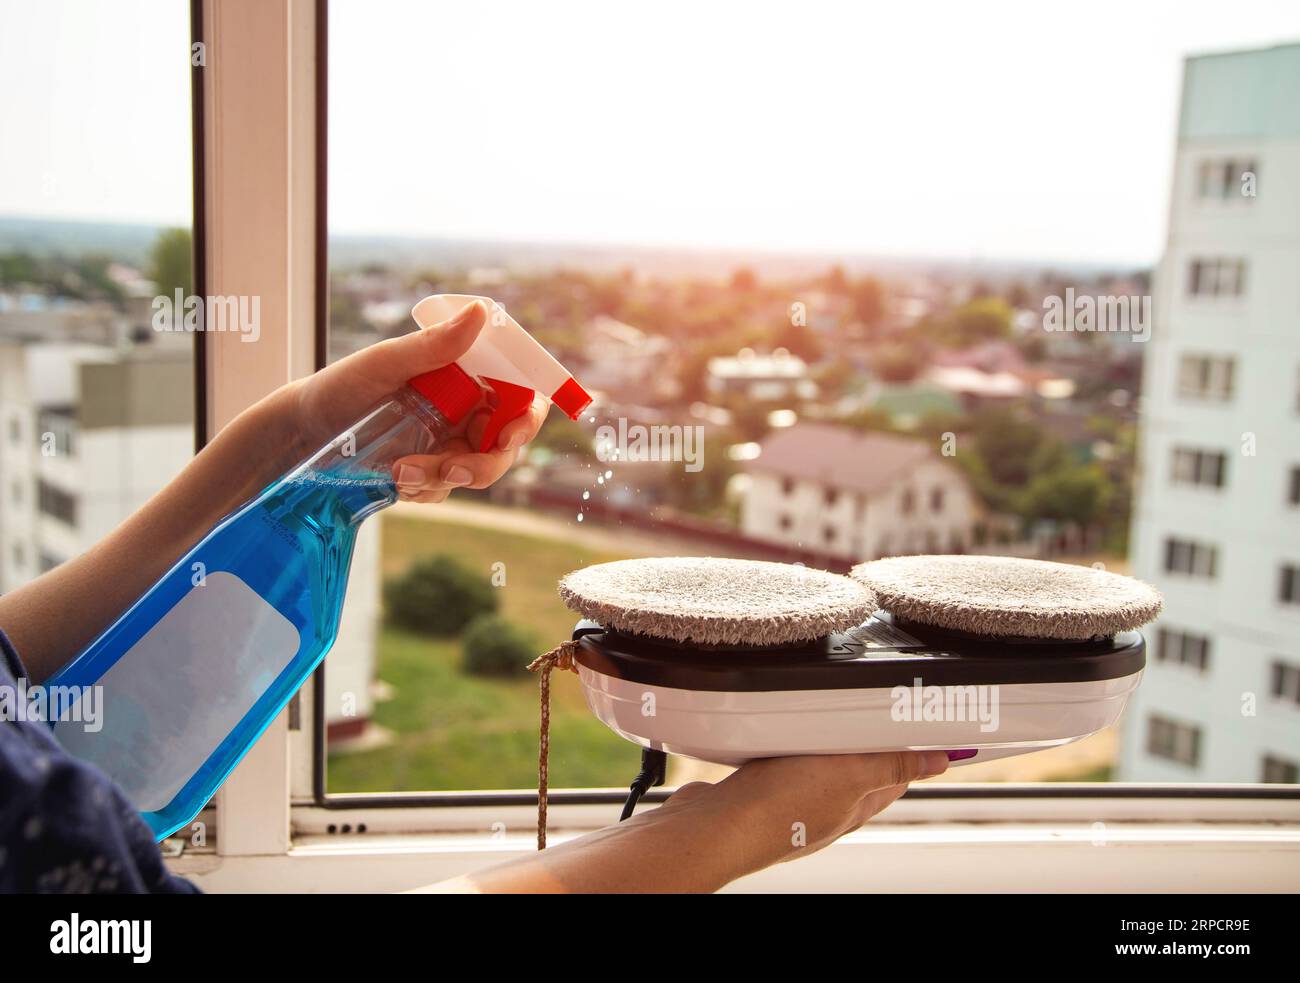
xmin=10 ymin=0 xmax=1296 ymax=890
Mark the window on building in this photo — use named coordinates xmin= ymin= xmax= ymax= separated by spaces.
xmin=1271 ymin=661 xmax=1300 ymax=706
xmin=1288 ymin=466 xmax=1300 ymax=506
xmin=1156 ymin=627 xmax=1211 ymax=672
xmin=36 ymin=480 xmax=78 ymax=526
xmin=1176 ymin=353 xmax=1235 ymax=401
xmin=1196 ymin=158 xmax=1258 ymax=200
xmin=7 ymin=417 xmax=20 ymax=445
xmin=11 ymin=543 xmax=24 ymax=569
xmin=1280 ymin=565 xmax=1300 ymax=607
xmin=1163 ymin=537 xmax=1217 ymax=578
xmin=1187 ymin=258 xmax=1246 ymax=298
xmin=1171 ymin=447 xmax=1226 ymax=489
xmin=304 ymin=0 xmax=1299 ymax=808
xmin=1147 ymin=715 xmax=1201 ymax=767
xmin=1261 ymin=755 xmax=1299 ymax=785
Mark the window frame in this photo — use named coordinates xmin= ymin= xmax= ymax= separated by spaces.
xmin=192 ymin=1 xmax=1300 ymax=853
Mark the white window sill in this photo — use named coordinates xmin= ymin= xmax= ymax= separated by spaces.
xmin=170 ymin=821 xmax=1300 ymax=893
xmin=170 ymin=787 xmax=1300 ymax=893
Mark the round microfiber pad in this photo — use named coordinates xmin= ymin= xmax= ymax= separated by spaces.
xmin=851 ymin=554 xmax=1162 ymax=641
xmin=558 ymin=556 xmax=876 ymax=647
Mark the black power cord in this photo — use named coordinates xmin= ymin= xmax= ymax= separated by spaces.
xmin=619 ymin=748 xmax=668 ymax=821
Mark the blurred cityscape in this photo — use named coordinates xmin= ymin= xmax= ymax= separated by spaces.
xmin=1 ymin=38 xmax=1296 ymax=792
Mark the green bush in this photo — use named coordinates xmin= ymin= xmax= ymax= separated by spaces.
xmin=383 ymin=554 xmax=498 ymax=636
xmin=461 ymin=614 xmax=536 ymax=677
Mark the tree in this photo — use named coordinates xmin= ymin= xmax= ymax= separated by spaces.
xmin=851 ymin=275 xmax=886 ymax=328
xmin=772 ymin=321 xmax=822 ymax=362
xmin=730 ymin=266 xmax=757 ymax=292
xmin=383 ymin=555 xmax=498 ymax=636
xmin=945 ymin=297 xmax=1013 ymax=347
xmin=822 ymin=264 xmax=848 ymax=293
xmin=958 ymin=407 xmax=1065 ymax=514
xmin=1022 ymin=465 xmax=1111 ymax=526
xmin=148 ymin=227 xmax=192 ymax=297
xmin=661 ymin=427 xmax=737 ymax=516
xmin=873 ymin=341 xmax=924 ymax=382
xmin=462 ymin=615 xmax=535 ymax=677
xmin=0 ymin=251 xmax=40 ymax=287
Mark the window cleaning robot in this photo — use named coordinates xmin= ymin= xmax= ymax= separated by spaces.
xmin=532 ymin=555 xmax=1161 ymax=845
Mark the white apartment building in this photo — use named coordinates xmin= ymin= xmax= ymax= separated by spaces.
xmin=1120 ymin=43 xmax=1300 ymax=783
xmin=0 ymin=330 xmax=380 ymax=739
xmin=0 ymin=339 xmax=189 ymax=586
xmin=741 ymin=422 xmax=982 ymax=562
xmin=708 ymin=348 xmax=818 ymax=402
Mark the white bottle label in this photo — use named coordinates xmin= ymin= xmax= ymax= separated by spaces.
xmin=53 ymin=571 xmax=301 ymax=813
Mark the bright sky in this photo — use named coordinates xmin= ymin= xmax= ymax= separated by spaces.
xmin=2 ymin=0 xmax=1298 ymax=265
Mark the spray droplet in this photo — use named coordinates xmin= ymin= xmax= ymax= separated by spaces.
xmin=582 ymin=491 xmax=590 ymax=500
xmin=597 ymin=476 xmax=604 ymax=485
xmin=576 ymin=513 xmax=584 ymax=522
xmin=604 ymin=470 xmax=613 ymax=479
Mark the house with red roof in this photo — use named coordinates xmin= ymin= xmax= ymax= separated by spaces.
xmin=740 ymin=422 xmax=983 ymax=562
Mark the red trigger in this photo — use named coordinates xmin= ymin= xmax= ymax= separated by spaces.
xmin=479 ymin=377 xmax=535 ymax=452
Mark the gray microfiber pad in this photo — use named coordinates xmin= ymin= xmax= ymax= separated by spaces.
xmin=851 ymin=555 xmax=1163 ymax=641
xmin=559 ymin=557 xmax=877 ymax=647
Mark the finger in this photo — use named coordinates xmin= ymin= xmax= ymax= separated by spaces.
xmin=434 ymin=451 xmax=518 ymax=490
xmin=851 ymin=750 xmax=948 ymax=791
xmin=347 ymin=299 xmax=487 ymax=391
xmin=391 ymin=449 xmax=517 ymax=496
xmin=464 ymin=392 xmax=551 ymax=452
xmin=494 ymin=394 xmax=551 ymax=452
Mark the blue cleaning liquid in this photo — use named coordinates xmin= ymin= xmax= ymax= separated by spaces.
xmin=48 ymin=390 xmax=452 ymax=839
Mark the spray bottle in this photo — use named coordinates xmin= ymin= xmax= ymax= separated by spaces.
xmin=47 ymin=295 xmax=591 ymax=839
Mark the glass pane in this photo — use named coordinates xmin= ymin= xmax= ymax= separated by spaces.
xmin=0 ymin=2 xmax=194 ymax=594
xmin=324 ymin=2 xmax=1300 ymax=793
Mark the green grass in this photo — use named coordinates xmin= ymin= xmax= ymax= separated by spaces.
xmin=1045 ymin=763 xmax=1113 ymax=783
xmin=326 ymin=512 xmax=641 ymax=792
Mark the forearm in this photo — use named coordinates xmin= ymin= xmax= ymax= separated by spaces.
xmin=427 ymin=791 xmax=776 ymax=894
xmin=425 ymin=753 xmax=940 ymax=894
xmin=0 ymin=386 xmax=305 ymax=682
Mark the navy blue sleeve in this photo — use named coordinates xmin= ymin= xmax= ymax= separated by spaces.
xmin=0 ymin=627 xmax=199 ymax=894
